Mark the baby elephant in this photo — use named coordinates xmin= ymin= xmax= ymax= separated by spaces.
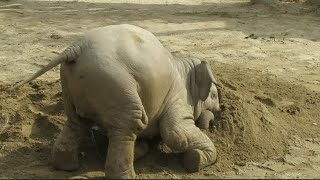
xmin=10 ymin=24 xmax=220 ymax=179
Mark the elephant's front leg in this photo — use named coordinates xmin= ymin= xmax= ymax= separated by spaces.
xmin=196 ymin=110 xmax=214 ymax=130
xmin=105 ymin=135 xmax=136 ymax=179
xmin=160 ymin=100 xmax=217 ymax=173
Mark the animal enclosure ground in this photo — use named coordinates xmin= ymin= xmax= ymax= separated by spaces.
xmin=0 ymin=0 xmax=320 ymax=179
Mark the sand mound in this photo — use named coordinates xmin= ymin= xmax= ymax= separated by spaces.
xmin=207 ymin=62 xmax=320 ymax=172
xmin=0 ymin=63 xmax=319 ymax=178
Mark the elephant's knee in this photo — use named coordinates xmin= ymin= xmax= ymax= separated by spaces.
xmin=161 ymin=128 xmax=189 ymax=152
xmin=130 ymin=108 xmax=148 ymax=134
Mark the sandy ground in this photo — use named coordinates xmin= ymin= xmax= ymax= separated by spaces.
xmin=0 ymin=0 xmax=320 ymax=179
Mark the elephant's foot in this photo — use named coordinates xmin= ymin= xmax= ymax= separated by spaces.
xmin=52 ymin=124 xmax=82 ymax=171
xmin=52 ymin=146 xmax=79 ymax=171
xmin=183 ymin=148 xmax=217 ymax=173
xmin=106 ymin=168 xmax=136 ymax=179
xmin=105 ymin=137 xmax=136 ymax=179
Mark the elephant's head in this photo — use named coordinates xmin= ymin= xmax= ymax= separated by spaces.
xmin=194 ymin=60 xmax=220 ymax=129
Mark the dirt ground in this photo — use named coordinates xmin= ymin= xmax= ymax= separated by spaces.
xmin=0 ymin=0 xmax=320 ymax=179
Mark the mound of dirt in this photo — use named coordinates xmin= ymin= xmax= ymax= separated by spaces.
xmin=0 ymin=62 xmax=319 ymax=178
xmin=207 ymin=61 xmax=320 ymax=173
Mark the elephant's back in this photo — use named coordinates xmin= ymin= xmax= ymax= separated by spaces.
xmin=61 ymin=25 xmax=180 ymax=133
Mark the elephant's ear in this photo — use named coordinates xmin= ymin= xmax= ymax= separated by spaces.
xmin=195 ymin=60 xmax=217 ymax=101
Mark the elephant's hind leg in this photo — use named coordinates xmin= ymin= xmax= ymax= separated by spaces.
xmin=52 ymin=93 xmax=91 ymax=171
xmin=160 ymin=99 xmax=217 ymax=173
xmin=104 ymin=100 xmax=148 ymax=179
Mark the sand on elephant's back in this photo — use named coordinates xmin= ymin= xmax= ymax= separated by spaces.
xmin=0 ymin=62 xmax=319 ymax=178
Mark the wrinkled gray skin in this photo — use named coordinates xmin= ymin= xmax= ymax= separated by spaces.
xmin=10 ymin=24 xmax=220 ymax=179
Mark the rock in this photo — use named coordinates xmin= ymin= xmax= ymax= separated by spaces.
xmin=69 ymin=176 xmax=87 ymax=179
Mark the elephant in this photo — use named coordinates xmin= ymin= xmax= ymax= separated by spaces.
xmin=10 ymin=24 xmax=220 ymax=179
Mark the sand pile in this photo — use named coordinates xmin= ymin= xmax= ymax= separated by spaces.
xmin=207 ymin=61 xmax=320 ymax=171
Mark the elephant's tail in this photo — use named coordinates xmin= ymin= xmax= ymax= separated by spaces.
xmin=8 ymin=38 xmax=85 ymax=91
